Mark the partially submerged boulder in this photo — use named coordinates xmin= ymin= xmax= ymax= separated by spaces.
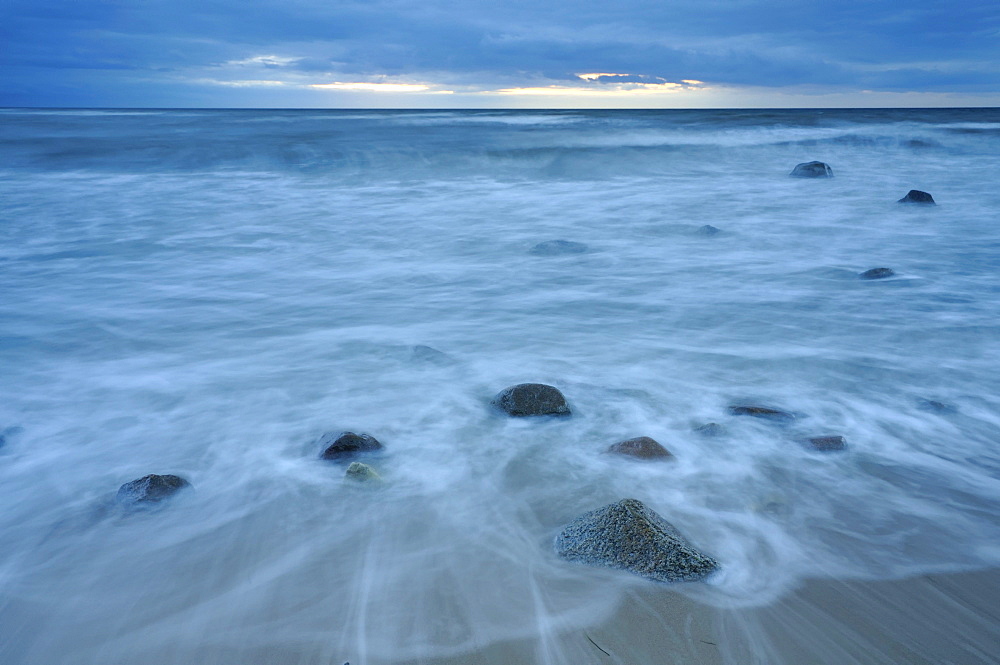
xmin=529 ymin=240 xmax=588 ymax=256
xmin=116 ymin=474 xmax=191 ymax=506
xmin=696 ymin=224 xmax=721 ymax=236
xmin=917 ymin=399 xmax=957 ymax=414
xmin=790 ymin=161 xmax=833 ymax=178
xmin=606 ymin=436 xmax=673 ymax=460
xmin=492 ymin=383 xmax=571 ymax=417
xmin=345 ymin=462 xmax=383 ymax=483
xmin=410 ymin=344 xmax=452 ymax=364
xmin=898 ymin=190 xmax=935 ymax=204
xmin=804 ymin=435 xmax=847 ymax=452
xmin=555 ymin=498 xmax=718 ymax=583
xmin=859 ymin=267 xmax=895 ymax=280
xmin=693 ymin=422 xmax=726 ymax=437
xmin=320 ymin=432 xmax=384 ymax=461
xmin=728 ymin=405 xmax=796 ymax=422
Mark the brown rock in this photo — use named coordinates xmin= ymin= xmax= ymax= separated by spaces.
xmin=607 ymin=436 xmax=673 ymax=460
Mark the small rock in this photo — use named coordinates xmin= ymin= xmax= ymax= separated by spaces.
xmin=728 ymin=405 xmax=796 ymax=422
xmin=696 ymin=224 xmax=721 ymax=236
xmin=116 ymin=474 xmax=191 ymax=506
xmin=790 ymin=161 xmax=833 ymax=178
xmin=345 ymin=462 xmax=382 ymax=483
xmin=320 ymin=432 xmax=384 ymax=461
xmin=410 ymin=345 xmax=451 ymax=364
xmin=555 ymin=498 xmax=718 ymax=583
xmin=529 ymin=240 xmax=588 ymax=256
xmin=492 ymin=383 xmax=571 ymax=417
xmin=898 ymin=190 xmax=935 ymax=204
xmin=917 ymin=399 xmax=957 ymax=414
xmin=607 ymin=436 xmax=673 ymax=460
xmin=859 ymin=267 xmax=895 ymax=280
xmin=693 ymin=422 xmax=725 ymax=437
xmin=804 ymin=435 xmax=847 ymax=452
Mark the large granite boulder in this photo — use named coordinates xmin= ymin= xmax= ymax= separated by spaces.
xmin=117 ymin=474 xmax=191 ymax=506
xmin=320 ymin=432 xmax=384 ymax=461
xmin=606 ymin=436 xmax=673 ymax=460
xmin=790 ymin=161 xmax=833 ymax=178
xmin=859 ymin=267 xmax=895 ymax=280
xmin=898 ymin=190 xmax=935 ymax=204
xmin=728 ymin=405 xmax=796 ymax=422
xmin=492 ymin=383 xmax=571 ymax=417
xmin=555 ymin=498 xmax=718 ymax=583
xmin=529 ymin=240 xmax=589 ymax=256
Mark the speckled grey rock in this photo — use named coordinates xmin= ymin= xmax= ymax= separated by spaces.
xmin=860 ymin=267 xmax=895 ymax=280
xmin=898 ymin=190 xmax=935 ymax=204
xmin=555 ymin=499 xmax=718 ymax=583
xmin=529 ymin=240 xmax=588 ymax=256
xmin=320 ymin=432 xmax=384 ymax=461
xmin=606 ymin=436 xmax=673 ymax=460
xmin=116 ymin=474 xmax=191 ymax=506
xmin=728 ymin=405 xmax=796 ymax=422
xmin=790 ymin=161 xmax=833 ymax=178
xmin=696 ymin=224 xmax=721 ymax=236
xmin=345 ymin=462 xmax=383 ymax=483
xmin=492 ymin=383 xmax=571 ymax=417
xmin=804 ymin=435 xmax=847 ymax=451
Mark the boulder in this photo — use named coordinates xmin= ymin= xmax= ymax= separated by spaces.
xmin=898 ymin=190 xmax=935 ymax=204
xmin=693 ymin=422 xmax=725 ymax=437
xmin=492 ymin=383 xmax=571 ymax=417
xmin=804 ymin=435 xmax=847 ymax=452
xmin=728 ymin=405 xmax=796 ymax=422
xmin=696 ymin=224 xmax=721 ymax=236
xmin=555 ymin=498 xmax=718 ymax=583
xmin=116 ymin=474 xmax=191 ymax=506
xmin=859 ymin=267 xmax=895 ymax=280
xmin=529 ymin=240 xmax=589 ymax=256
xmin=345 ymin=462 xmax=383 ymax=483
xmin=790 ymin=161 xmax=833 ymax=178
xmin=320 ymin=431 xmax=384 ymax=461
xmin=607 ymin=436 xmax=673 ymax=460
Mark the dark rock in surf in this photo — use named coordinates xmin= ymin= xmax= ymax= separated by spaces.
xmin=696 ymin=225 xmax=721 ymax=236
xmin=555 ymin=498 xmax=718 ymax=583
xmin=859 ymin=267 xmax=895 ymax=280
xmin=804 ymin=435 xmax=847 ymax=452
xmin=693 ymin=422 xmax=725 ymax=437
xmin=116 ymin=474 xmax=191 ymax=506
xmin=492 ymin=383 xmax=571 ymax=417
xmin=320 ymin=431 xmax=384 ymax=461
xmin=410 ymin=344 xmax=452 ymax=364
xmin=917 ymin=399 xmax=957 ymax=414
xmin=790 ymin=161 xmax=833 ymax=178
xmin=898 ymin=190 xmax=935 ymax=204
xmin=607 ymin=436 xmax=673 ymax=460
xmin=728 ymin=405 xmax=796 ymax=422
xmin=529 ymin=240 xmax=589 ymax=256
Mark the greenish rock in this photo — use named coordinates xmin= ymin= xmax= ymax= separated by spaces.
xmin=345 ymin=462 xmax=382 ymax=483
xmin=492 ymin=383 xmax=571 ymax=417
xmin=555 ymin=498 xmax=718 ymax=583
xmin=728 ymin=405 xmax=796 ymax=422
xmin=606 ymin=436 xmax=673 ymax=460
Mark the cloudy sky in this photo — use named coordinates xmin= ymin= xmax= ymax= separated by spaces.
xmin=3 ymin=0 xmax=998 ymax=108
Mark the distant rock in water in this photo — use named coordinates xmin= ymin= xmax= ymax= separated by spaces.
xmin=555 ymin=498 xmax=718 ymax=583
xmin=917 ymin=399 xmax=957 ymax=414
xmin=728 ymin=405 xmax=796 ymax=422
xmin=693 ymin=422 xmax=725 ymax=437
xmin=116 ymin=474 xmax=191 ymax=506
xmin=607 ymin=436 xmax=673 ymax=460
xmin=410 ymin=344 xmax=452 ymax=364
xmin=790 ymin=161 xmax=833 ymax=178
xmin=898 ymin=190 xmax=935 ymax=204
xmin=529 ymin=240 xmax=589 ymax=256
xmin=696 ymin=225 xmax=721 ymax=236
xmin=320 ymin=431 xmax=384 ymax=461
xmin=859 ymin=267 xmax=895 ymax=280
xmin=345 ymin=462 xmax=383 ymax=483
xmin=492 ymin=383 xmax=571 ymax=417
xmin=804 ymin=435 xmax=847 ymax=452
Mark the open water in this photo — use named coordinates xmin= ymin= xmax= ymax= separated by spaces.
xmin=2 ymin=108 xmax=1000 ymax=664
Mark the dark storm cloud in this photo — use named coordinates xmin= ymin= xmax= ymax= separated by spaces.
xmin=2 ymin=0 xmax=997 ymax=105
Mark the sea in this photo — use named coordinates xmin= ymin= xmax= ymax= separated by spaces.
xmin=2 ymin=107 xmax=999 ymax=664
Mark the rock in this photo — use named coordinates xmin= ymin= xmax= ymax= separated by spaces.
xmin=790 ymin=161 xmax=833 ymax=178
xmin=898 ymin=190 xmax=935 ymax=204
xmin=693 ymin=422 xmax=725 ymax=437
xmin=607 ymin=436 xmax=673 ymax=460
xmin=555 ymin=498 xmax=718 ymax=583
xmin=728 ymin=405 xmax=796 ymax=422
xmin=410 ymin=344 xmax=451 ymax=364
xmin=917 ymin=399 xmax=957 ymax=414
xmin=492 ymin=383 xmax=571 ymax=417
xmin=345 ymin=462 xmax=383 ymax=483
xmin=859 ymin=267 xmax=895 ymax=280
xmin=804 ymin=435 xmax=847 ymax=451
xmin=116 ymin=474 xmax=191 ymax=506
xmin=529 ymin=240 xmax=589 ymax=256
xmin=0 ymin=426 xmax=23 ymax=450
xmin=320 ymin=432 xmax=384 ymax=461
xmin=696 ymin=224 xmax=721 ymax=236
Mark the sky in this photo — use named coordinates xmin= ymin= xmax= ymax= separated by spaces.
xmin=2 ymin=0 xmax=999 ymax=108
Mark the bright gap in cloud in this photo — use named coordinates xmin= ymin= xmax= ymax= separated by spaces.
xmin=227 ymin=55 xmax=302 ymax=67
xmin=310 ymin=82 xmax=431 ymax=92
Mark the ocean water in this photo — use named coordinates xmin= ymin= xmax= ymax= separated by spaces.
xmin=2 ymin=107 xmax=1000 ymax=664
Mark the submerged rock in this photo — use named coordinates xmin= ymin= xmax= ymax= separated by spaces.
xmin=492 ymin=383 xmax=571 ymax=417
xmin=898 ymin=190 xmax=935 ymax=204
xmin=728 ymin=405 xmax=796 ymax=422
xmin=320 ymin=431 xmax=384 ymax=461
xmin=116 ymin=474 xmax=191 ymax=506
xmin=790 ymin=161 xmax=833 ymax=178
xmin=917 ymin=399 xmax=957 ymax=414
xmin=859 ymin=267 xmax=895 ymax=280
xmin=693 ymin=422 xmax=726 ymax=437
xmin=529 ymin=240 xmax=589 ymax=256
xmin=345 ymin=462 xmax=383 ymax=483
xmin=804 ymin=435 xmax=847 ymax=452
xmin=410 ymin=344 xmax=452 ymax=364
xmin=555 ymin=498 xmax=718 ymax=583
xmin=696 ymin=224 xmax=722 ymax=236
xmin=607 ymin=436 xmax=673 ymax=460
